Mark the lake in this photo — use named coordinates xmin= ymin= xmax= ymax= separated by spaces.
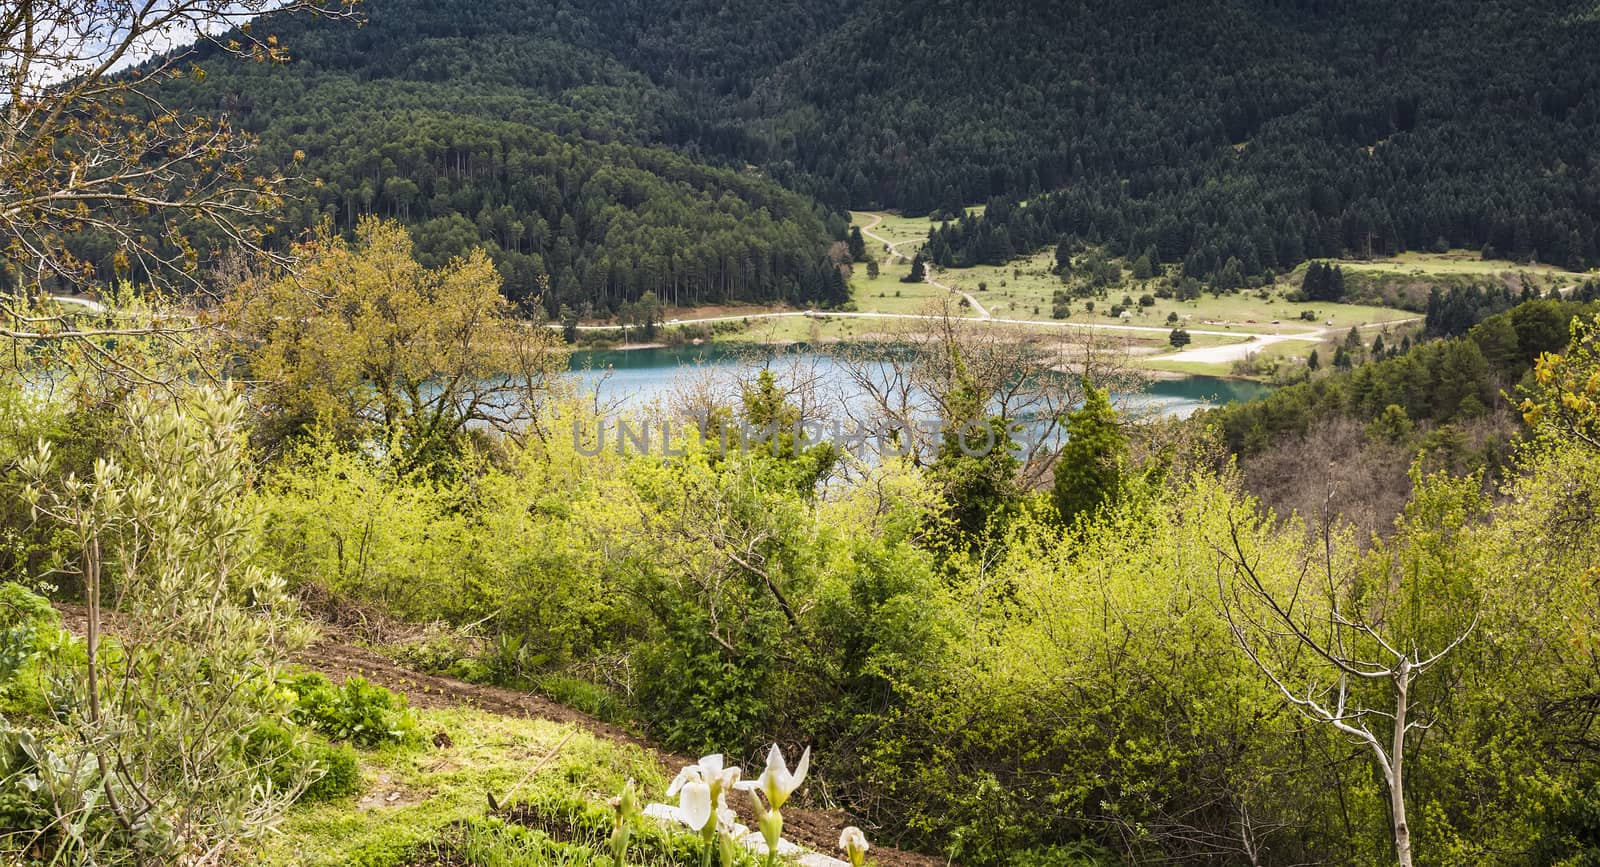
xmin=567 ymin=344 xmax=1272 ymax=419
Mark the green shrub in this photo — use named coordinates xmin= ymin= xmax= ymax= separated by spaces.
xmin=0 ymin=582 xmax=74 ymax=717
xmin=247 ymin=720 xmax=364 ymax=804
xmin=286 ymin=672 xmax=420 ymax=748
xmin=446 ymin=656 xmax=496 ymax=684
xmin=302 ymin=740 xmax=363 ymax=802
xmin=0 ymin=582 xmax=57 ymax=683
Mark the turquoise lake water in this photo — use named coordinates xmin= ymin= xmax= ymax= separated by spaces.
xmin=567 ymin=344 xmax=1272 ymax=419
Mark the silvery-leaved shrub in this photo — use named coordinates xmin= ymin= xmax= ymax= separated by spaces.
xmin=9 ymin=388 xmax=319 ymax=865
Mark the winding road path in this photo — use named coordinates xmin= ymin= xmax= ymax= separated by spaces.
xmin=858 ymin=212 xmax=992 ymax=319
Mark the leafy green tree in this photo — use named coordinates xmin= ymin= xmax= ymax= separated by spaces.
xmin=1345 ymin=326 xmax=1363 ymax=352
xmin=1522 ymin=313 xmax=1600 ymax=449
xmin=1368 ymin=403 xmax=1415 ymax=442
xmin=1132 ymin=253 xmax=1154 ymax=280
xmin=1051 ymin=382 xmax=1128 ymax=524
xmin=635 ymin=290 xmax=663 ymax=340
xmin=228 ymin=218 xmax=566 ymax=463
xmin=738 ymin=369 xmax=839 ymax=493
xmin=1169 ymin=328 xmax=1192 ymax=348
xmin=1217 ymin=256 xmax=1245 ymax=291
xmin=929 ymin=356 xmax=1019 ymax=538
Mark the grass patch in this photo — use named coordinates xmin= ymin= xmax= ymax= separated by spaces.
xmin=1331 ymin=250 xmax=1590 ymax=277
xmin=937 ymin=249 xmax=1417 ymax=330
xmin=246 ymin=707 xmax=675 ymax=867
xmin=851 ymin=270 xmax=962 ymax=316
xmin=1141 ymin=358 xmax=1238 ymax=377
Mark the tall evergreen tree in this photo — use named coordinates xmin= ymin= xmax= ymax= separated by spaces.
xmin=1052 ymin=381 xmax=1128 ymax=525
xmin=903 ymin=255 xmax=928 ymax=284
xmin=848 ymin=226 xmax=867 ymax=262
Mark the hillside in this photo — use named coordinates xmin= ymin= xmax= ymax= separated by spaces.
xmin=16 ymin=4 xmax=1600 ymax=866
xmin=125 ymin=0 xmax=1599 ymax=314
xmin=144 ymin=0 xmax=851 ymax=315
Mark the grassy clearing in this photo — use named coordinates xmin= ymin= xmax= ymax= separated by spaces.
xmin=1330 ymin=250 xmax=1593 ymax=278
xmin=831 ymin=221 xmax=1585 ymax=364
xmin=246 ymin=706 xmax=691 ymax=867
xmin=851 ymin=209 xmax=983 ymax=257
xmin=935 ymin=250 xmax=1417 ymax=331
xmin=1179 ymin=332 xmax=1257 ymax=349
xmin=820 ymin=212 xmax=1481 ymax=382
xmin=856 ymin=212 xmax=934 ymax=253
xmin=1141 ymin=358 xmax=1237 ymax=377
xmin=851 ymin=270 xmax=957 ymax=315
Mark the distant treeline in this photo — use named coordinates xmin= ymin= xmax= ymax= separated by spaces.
xmin=1205 ymin=298 xmax=1599 ymax=455
xmin=83 ymin=0 xmax=853 ymax=315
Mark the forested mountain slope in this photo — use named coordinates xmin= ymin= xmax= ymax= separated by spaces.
xmin=817 ymin=0 xmax=1600 ymax=283
xmin=145 ymin=0 xmax=1600 ymax=310
xmin=147 ymin=0 xmax=851 ymax=313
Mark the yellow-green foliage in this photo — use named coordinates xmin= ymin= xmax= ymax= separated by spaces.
xmin=249 ymin=707 xmax=696 ymax=867
xmin=13 ymin=300 xmax=1600 ymax=865
xmin=243 ymin=351 xmax=1600 ymax=865
xmin=855 ymin=477 xmax=1388 ymax=864
xmin=255 ymin=397 xmax=955 ymax=759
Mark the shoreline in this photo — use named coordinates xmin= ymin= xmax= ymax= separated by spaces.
xmin=564 ymin=335 xmax=1274 ymax=386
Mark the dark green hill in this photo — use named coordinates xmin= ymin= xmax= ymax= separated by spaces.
xmin=150 ymin=0 xmax=852 ymax=314
xmin=141 ymin=0 xmax=1600 ymax=310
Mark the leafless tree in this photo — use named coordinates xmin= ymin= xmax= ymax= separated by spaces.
xmin=1215 ymin=507 xmax=1477 ymax=867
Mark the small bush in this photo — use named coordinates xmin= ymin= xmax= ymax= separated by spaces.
xmin=447 ymin=656 xmax=496 ymax=684
xmin=0 ymin=583 xmax=57 ymax=683
xmin=286 ymin=672 xmax=420 ymax=748
xmin=0 ymin=583 xmax=72 ymax=716
xmin=248 ymin=721 xmax=364 ymax=804
xmin=303 ymin=740 xmax=363 ymax=802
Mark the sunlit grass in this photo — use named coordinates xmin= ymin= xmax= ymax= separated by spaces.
xmin=248 ymin=707 xmax=669 ymax=867
xmin=1331 ymin=250 xmax=1591 ymax=277
xmin=938 ymin=249 xmax=1418 ymax=330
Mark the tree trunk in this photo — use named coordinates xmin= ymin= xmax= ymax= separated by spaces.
xmin=84 ymin=534 xmax=136 ymax=836
xmin=1391 ymin=661 xmax=1413 ymax=867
